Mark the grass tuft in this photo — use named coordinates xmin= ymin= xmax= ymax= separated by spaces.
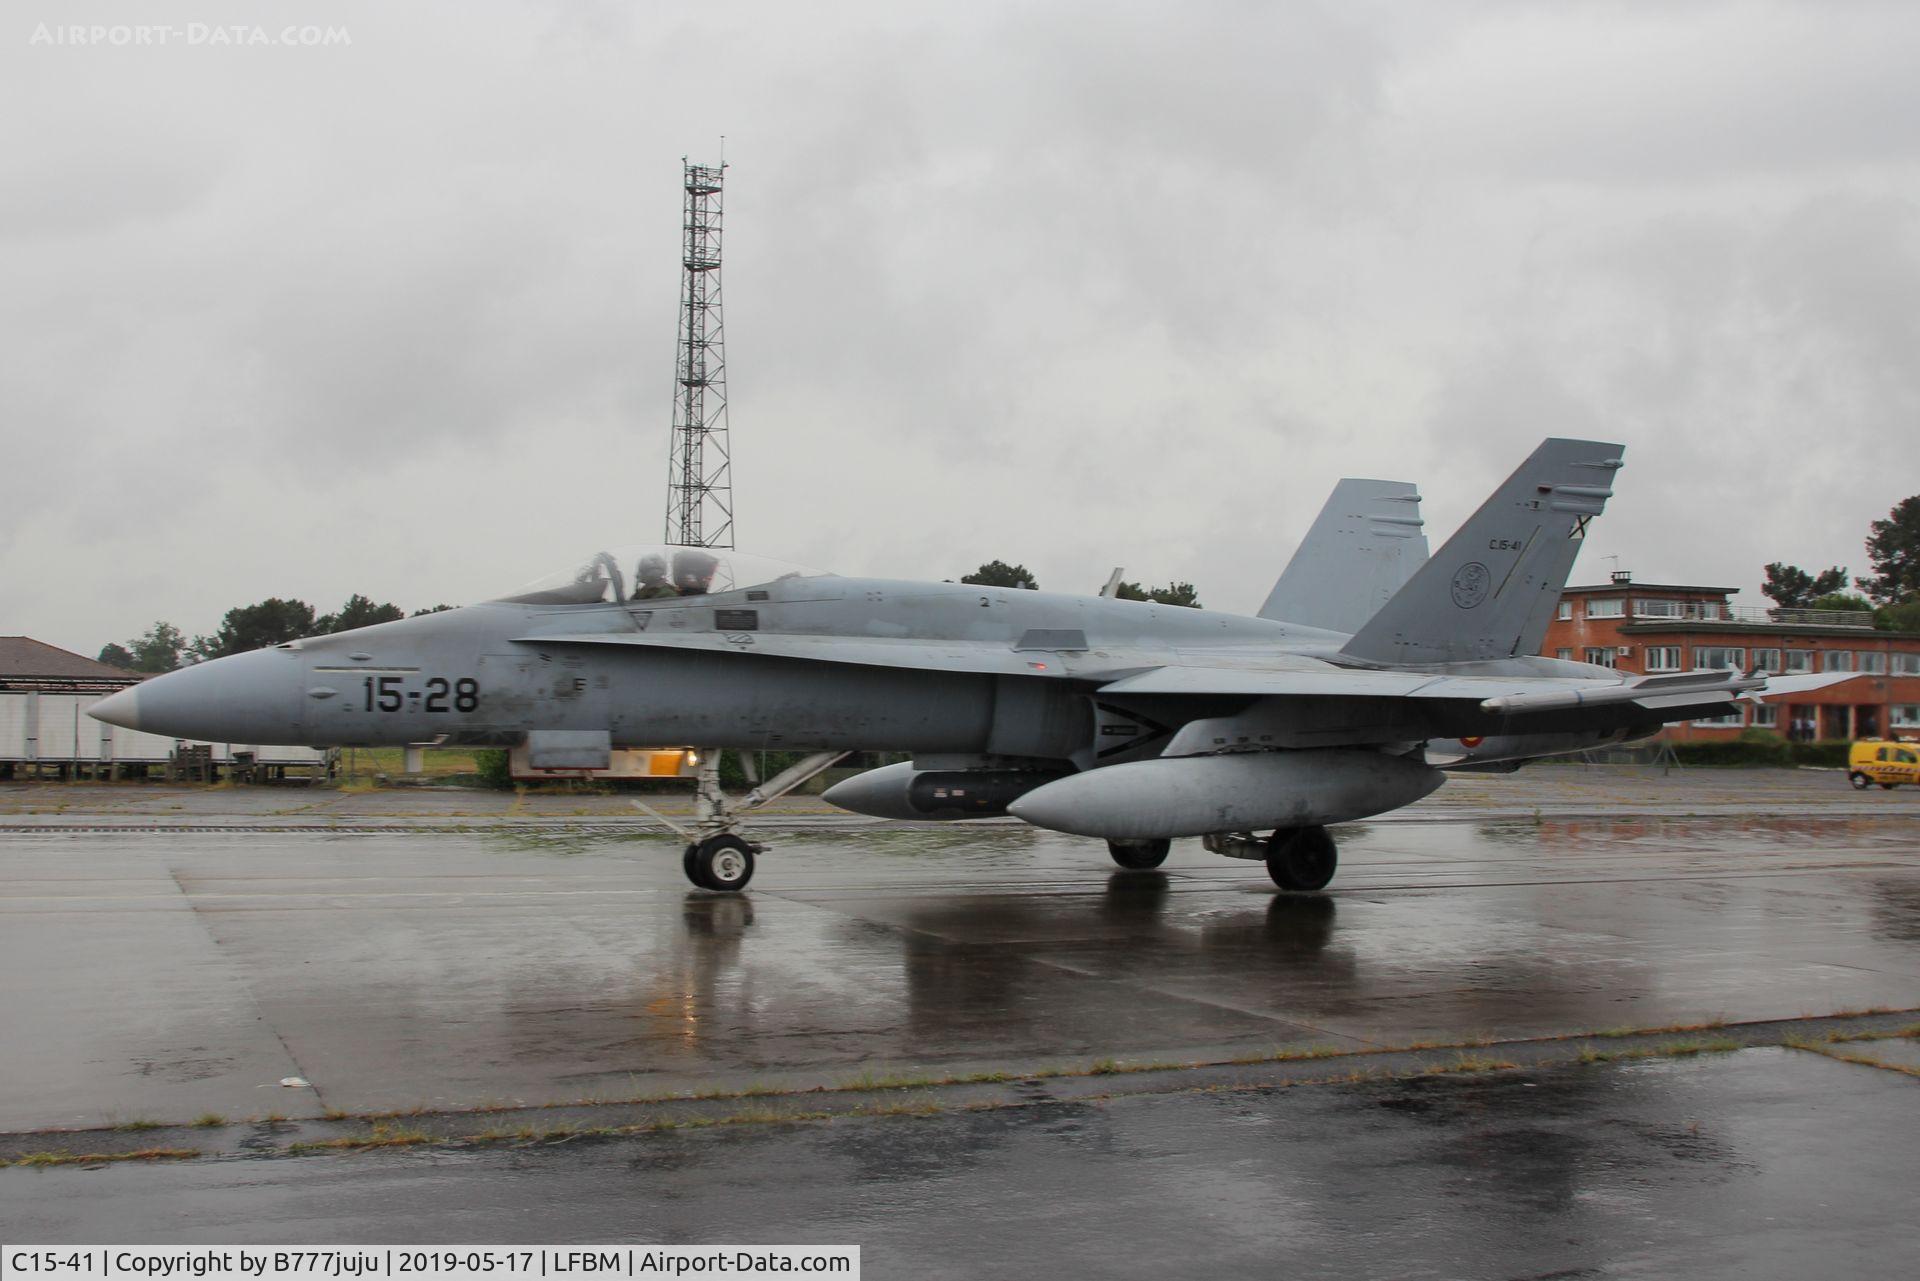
xmin=850 ymin=1099 xmax=943 ymax=1118
xmin=14 ymin=1148 xmax=199 ymax=1167
xmin=1581 ymin=1037 xmax=1744 ymax=1065
xmin=289 ymin=1123 xmax=433 ymax=1153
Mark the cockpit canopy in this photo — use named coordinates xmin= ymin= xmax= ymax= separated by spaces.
xmin=492 ymin=546 xmax=833 ymax=606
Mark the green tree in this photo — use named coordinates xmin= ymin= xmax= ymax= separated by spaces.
xmin=194 ymin=598 xmax=317 ymax=660
xmin=316 ymin=594 xmax=405 ymax=634
xmin=411 ymin=604 xmax=456 ymax=616
xmin=1114 ymin=581 xmax=1203 ymax=608
xmin=96 ymin=642 xmax=135 ymax=670
xmin=960 ymin=560 xmax=1039 ymax=590
xmin=1762 ymin=563 xmax=1848 ymax=609
xmin=1857 ymin=495 xmax=1920 ymax=604
xmin=126 ymin=621 xmax=188 ymax=672
xmin=1874 ymin=599 xmax=1920 ymax=633
xmin=472 ymin=749 xmax=512 ymax=790
xmin=1806 ymin=591 xmax=1875 ymax=614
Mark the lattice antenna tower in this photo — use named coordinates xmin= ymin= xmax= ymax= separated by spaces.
xmin=665 ymin=157 xmax=734 ymax=548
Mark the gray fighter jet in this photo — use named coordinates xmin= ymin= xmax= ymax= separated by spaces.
xmin=92 ymin=438 xmax=1771 ymax=893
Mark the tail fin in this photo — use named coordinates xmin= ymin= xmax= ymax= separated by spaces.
xmin=1259 ymin=479 xmax=1427 ymax=632
xmin=1339 ymin=439 xmax=1624 ymax=665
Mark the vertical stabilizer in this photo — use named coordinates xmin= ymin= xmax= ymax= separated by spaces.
xmin=1339 ymin=439 xmax=1624 ymax=665
xmin=1259 ymin=479 xmax=1427 ymax=632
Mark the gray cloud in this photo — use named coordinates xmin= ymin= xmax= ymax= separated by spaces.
xmin=4 ymin=0 xmax=1919 ymax=652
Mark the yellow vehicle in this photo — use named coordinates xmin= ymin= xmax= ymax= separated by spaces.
xmin=1849 ymin=738 xmax=1920 ymax=790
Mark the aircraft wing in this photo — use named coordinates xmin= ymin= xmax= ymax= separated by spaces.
xmin=525 ymin=629 xmax=1765 ymax=750
xmin=1098 ymin=665 xmax=1760 ymax=707
xmin=1099 ymin=667 xmax=1506 ymax=699
xmin=1098 ymin=666 xmax=1764 ymax=753
xmin=530 ymin=630 xmax=1763 ymax=712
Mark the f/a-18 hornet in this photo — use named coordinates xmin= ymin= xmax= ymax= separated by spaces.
xmin=94 ymin=439 xmax=1783 ymax=893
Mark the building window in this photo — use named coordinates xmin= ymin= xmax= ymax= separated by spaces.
xmin=1583 ymin=647 xmax=1617 ymax=669
xmin=1785 ymin=649 xmax=1814 ymax=674
xmin=1858 ymin=652 xmax=1886 ymax=675
xmin=1691 ymin=707 xmax=1745 ymax=727
xmin=1751 ymin=703 xmax=1779 ymax=728
xmin=1633 ymin=599 xmax=1686 ymax=618
xmin=1894 ymin=653 xmax=1920 ymax=676
xmin=1556 ymin=601 xmax=1572 ymax=621
xmin=1894 ymin=704 xmax=1920 ymax=729
xmin=1751 ymin=648 xmax=1783 ymax=673
xmin=1587 ymin=599 xmax=1625 ymax=619
xmin=1695 ymin=646 xmax=1746 ymax=671
xmin=1645 ymin=646 xmax=1684 ymax=671
xmin=1554 ymin=648 xmax=1574 ymax=661
xmin=1823 ymin=651 xmax=1855 ymax=673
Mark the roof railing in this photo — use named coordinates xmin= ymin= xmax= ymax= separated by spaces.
xmin=1629 ymin=602 xmax=1875 ymax=629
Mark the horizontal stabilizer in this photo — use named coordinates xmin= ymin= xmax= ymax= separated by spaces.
xmin=1478 ymin=670 xmax=1761 ymax=716
xmin=1099 ymin=663 xmax=1767 ymax=750
xmin=1743 ymin=672 xmax=1862 ymax=700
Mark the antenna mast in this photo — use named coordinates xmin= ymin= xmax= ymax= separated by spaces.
xmin=665 ymin=157 xmax=733 ymax=548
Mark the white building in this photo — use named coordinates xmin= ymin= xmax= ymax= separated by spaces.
xmin=0 ymin=636 xmax=324 ymax=780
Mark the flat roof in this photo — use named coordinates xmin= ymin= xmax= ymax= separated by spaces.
xmin=1563 ymin=583 xmax=1739 ymax=595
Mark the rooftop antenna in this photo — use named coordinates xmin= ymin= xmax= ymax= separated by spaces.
xmin=664 ymin=152 xmax=733 ymax=548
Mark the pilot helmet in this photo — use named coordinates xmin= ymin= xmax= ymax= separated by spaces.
xmin=637 ymin=554 xmax=669 ymax=583
xmin=671 ymin=549 xmax=720 ymax=594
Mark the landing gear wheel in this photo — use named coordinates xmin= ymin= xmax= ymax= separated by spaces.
xmin=1107 ymin=838 xmax=1171 ymax=870
xmin=1849 ymin=771 xmax=1872 ymax=790
xmin=686 ymin=834 xmax=756 ymax=892
xmin=1266 ymin=825 xmax=1338 ymax=892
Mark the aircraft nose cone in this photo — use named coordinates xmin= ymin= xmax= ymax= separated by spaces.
xmin=99 ymin=648 xmax=308 ymax=743
xmin=89 ymin=686 xmax=142 ymax=731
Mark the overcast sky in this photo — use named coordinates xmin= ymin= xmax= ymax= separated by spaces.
xmin=6 ymin=0 xmax=1919 ymax=655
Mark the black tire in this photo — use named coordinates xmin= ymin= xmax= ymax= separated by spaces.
xmin=682 ymin=843 xmax=705 ymax=888
xmin=1107 ymin=838 xmax=1171 ymax=870
xmin=1849 ymin=772 xmax=1872 ymax=790
xmin=1266 ymin=825 xmax=1338 ymax=892
xmin=691 ymin=834 xmax=756 ymax=892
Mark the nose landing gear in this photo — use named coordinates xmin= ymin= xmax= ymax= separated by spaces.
xmin=685 ymin=833 xmax=756 ymax=891
xmin=634 ymin=749 xmax=849 ymax=893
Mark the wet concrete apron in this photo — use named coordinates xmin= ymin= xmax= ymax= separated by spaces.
xmin=3 ymin=774 xmax=1918 ymax=1271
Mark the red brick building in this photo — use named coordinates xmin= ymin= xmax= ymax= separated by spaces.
xmin=1541 ymin=573 xmax=1920 ymax=742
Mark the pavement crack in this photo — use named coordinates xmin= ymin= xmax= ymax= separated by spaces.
xmin=163 ymin=864 xmax=329 ymax=1115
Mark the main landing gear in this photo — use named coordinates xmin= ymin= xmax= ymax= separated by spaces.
xmin=1265 ymin=825 xmax=1338 ymax=891
xmin=1107 ymin=838 xmax=1171 ymax=870
xmin=1203 ymin=824 xmax=1340 ymax=891
xmin=633 ymin=750 xmax=849 ymax=893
